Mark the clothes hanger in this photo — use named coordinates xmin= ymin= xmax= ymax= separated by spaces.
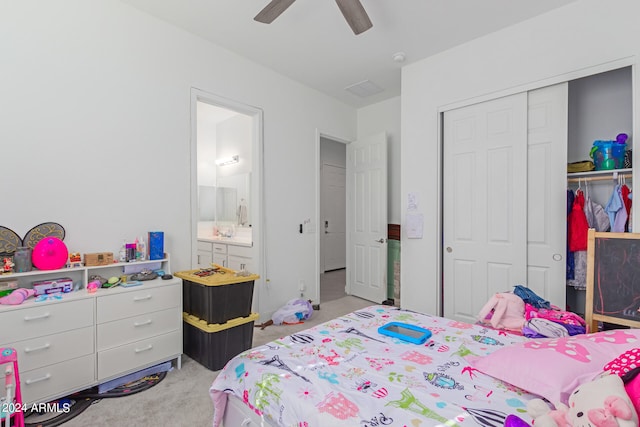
xmin=584 ymin=179 xmax=589 ymax=199
xmin=577 ymin=177 xmax=582 ymax=194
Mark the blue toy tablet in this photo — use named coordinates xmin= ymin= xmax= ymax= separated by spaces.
xmin=378 ymin=322 xmax=432 ymax=344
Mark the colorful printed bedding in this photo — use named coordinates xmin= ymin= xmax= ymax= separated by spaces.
xmin=210 ymin=305 xmax=541 ymax=426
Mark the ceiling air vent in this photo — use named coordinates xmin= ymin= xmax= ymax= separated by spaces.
xmin=344 ymin=79 xmax=383 ymax=98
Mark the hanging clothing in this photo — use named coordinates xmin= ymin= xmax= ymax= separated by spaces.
xmin=568 ymin=189 xmax=589 ymax=252
xmin=605 ymin=184 xmax=624 ymax=230
xmin=583 ymin=195 xmax=610 ymax=232
xmin=567 ymin=250 xmax=587 ymax=290
xmin=612 ymin=185 xmax=628 ymax=233
xmin=621 ymin=184 xmax=632 ymax=231
xmin=566 ymin=189 xmax=575 ymax=281
xmin=629 ymin=192 xmax=634 ymax=232
xmin=621 ymin=184 xmax=632 ymax=216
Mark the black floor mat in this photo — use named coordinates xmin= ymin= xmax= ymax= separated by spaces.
xmin=21 ymin=371 xmax=167 ymax=426
xmin=72 ymin=371 xmax=167 ymax=399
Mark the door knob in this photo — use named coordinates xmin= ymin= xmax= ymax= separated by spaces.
xmin=446 ymin=247 xmax=452 ymax=253
xmin=375 ymin=238 xmax=386 ymax=243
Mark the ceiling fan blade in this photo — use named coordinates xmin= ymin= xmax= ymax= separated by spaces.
xmin=335 ymin=0 xmax=372 ymax=35
xmin=254 ymin=0 xmax=296 ymax=24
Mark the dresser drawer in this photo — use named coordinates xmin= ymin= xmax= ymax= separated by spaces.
xmin=21 ymin=354 xmax=95 ymax=405
xmin=97 ymin=330 xmax=181 ymax=380
xmin=97 ymin=284 xmax=181 ymax=323
xmin=197 ymin=240 xmax=213 ymax=252
xmin=0 ymin=299 xmax=94 ymax=344
xmin=97 ymin=307 xmax=181 ymax=351
xmin=12 ymin=326 xmax=94 ymax=372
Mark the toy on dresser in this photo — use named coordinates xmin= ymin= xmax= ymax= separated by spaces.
xmin=0 ymin=347 xmax=24 ymax=427
xmin=2 ymin=258 xmax=13 ymax=274
xmin=0 ymin=288 xmax=35 ymax=305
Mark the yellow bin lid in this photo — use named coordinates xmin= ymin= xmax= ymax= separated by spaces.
xmin=175 ymin=265 xmax=260 ymax=286
xmin=183 ymin=312 xmax=259 ymax=333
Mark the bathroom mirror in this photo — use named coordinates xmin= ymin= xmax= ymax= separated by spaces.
xmin=195 ymin=100 xmax=254 ymax=243
xmin=216 ymin=186 xmax=237 ymax=223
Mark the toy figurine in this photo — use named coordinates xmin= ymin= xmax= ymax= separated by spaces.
xmin=68 ymin=252 xmax=83 ymax=268
xmin=3 ymin=257 xmax=14 ymax=274
xmin=86 ymin=280 xmax=100 ymax=293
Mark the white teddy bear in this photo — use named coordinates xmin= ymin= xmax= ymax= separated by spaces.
xmin=527 ymin=374 xmax=638 ymax=427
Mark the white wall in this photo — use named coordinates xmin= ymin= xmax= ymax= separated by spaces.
xmin=401 ymin=0 xmax=640 ymax=315
xmin=357 ymin=96 xmax=402 ymax=224
xmin=217 ymin=115 xmax=252 ymax=178
xmin=2 ymin=0 xmax=356 ymax=319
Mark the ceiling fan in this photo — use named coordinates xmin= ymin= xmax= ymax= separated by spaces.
xmin=254 ymin=0 xmax=373 ymax=35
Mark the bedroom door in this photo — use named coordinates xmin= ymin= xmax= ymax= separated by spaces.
xmin=347 ymin=132 xmax=388 ymax=303
xmin=443 ymin=93 xmax=528 ymax=323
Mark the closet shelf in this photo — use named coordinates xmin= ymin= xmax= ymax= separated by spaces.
xmin=567 ymin=168 xmax=632 ymax=183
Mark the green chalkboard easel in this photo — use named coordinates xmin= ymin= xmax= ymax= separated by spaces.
xmin=585 ymin=228 xmax=640 ymax=332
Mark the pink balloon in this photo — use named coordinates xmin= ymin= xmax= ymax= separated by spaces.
xmin=32 ymin=237 xmax=68 ymax=270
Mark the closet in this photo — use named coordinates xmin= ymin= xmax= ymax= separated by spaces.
xmin=565 ymin=66 xmax=633 ymax=317
xmin=442 ymin=66 xmax=633 ymax=323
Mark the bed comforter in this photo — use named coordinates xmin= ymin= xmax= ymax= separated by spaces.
xmin=210 ymin=305 xmax=539 ymax=426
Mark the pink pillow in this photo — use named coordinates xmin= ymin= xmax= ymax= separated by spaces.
xmin=467 ymin=329 xmax=640 ymax=405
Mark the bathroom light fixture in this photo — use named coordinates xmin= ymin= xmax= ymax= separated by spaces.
xmin=215 ymin=155 xmax=239 ymax=166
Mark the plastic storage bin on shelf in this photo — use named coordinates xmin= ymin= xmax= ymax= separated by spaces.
xmin=590 ymin=140 xmax=626 ymax=170
xmin=182 ymin=312 xmax=258 ymax=371
xmin=174 ymin=265 xmax=259 ymax=324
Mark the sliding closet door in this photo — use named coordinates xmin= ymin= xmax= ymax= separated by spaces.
xmin=443 ymin=93 xmax=528 ymax=323
xmin=527 ymin=83 xmax=567 ymax=308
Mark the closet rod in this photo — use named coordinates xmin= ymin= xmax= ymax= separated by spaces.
xmin=567 ymin=173 xmax=632 ymax=183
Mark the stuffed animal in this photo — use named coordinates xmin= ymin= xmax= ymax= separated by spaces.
xmin=604 ymin=348 xmax=640 ymax=418
xmin=477 ymin=292 xmax=525 ymax=331
xmin=527 ymin=374 xmax=638 ymax=427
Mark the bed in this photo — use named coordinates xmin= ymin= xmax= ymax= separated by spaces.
xmin=209 ymin=304 xmax=640 ymax=426
xmin=209 ymin=305 xmax=538 ymax=426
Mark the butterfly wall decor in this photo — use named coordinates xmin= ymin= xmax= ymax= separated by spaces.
xmin=0 ymin=222 xmax=66 ymax=256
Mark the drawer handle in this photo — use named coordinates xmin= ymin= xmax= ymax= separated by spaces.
xmin=24 ymin=312 xmax=51 ymax=321
xmin=26 ymin=373 xmax=51 ymax=385
xmin=134 ymin=319 xmax=152 ymax=327
xmin=135 ymin=344 xmax=153 ymax=353
xmin=133 ymin=295 xmax=152 ymax=302
xmin=24 ymin=343 xmax=51 ymax=353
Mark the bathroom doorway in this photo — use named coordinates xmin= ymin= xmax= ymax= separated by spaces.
xmin=190 ymin=88 xmax=263 ymax=311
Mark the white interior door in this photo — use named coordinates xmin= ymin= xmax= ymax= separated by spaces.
xmin=443 ymin=93 xmax=528 ymax=323
xmin=322 ymin=163 xmax=346 ymax=272
xmin=527 ymin=83 xmax=568 ymax=308
xmin=347 ymin=132 xmax=387 ymax=303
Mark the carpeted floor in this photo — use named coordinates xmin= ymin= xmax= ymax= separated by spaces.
xmin=58 ymin=295 xmax=373 ymax=426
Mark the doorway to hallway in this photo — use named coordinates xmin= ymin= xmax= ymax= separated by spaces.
xmin=319 ymin=136 xmax=347 ymax=303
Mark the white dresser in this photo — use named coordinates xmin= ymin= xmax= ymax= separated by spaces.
xmin=0 ymin=257 xmax=182 ymax=405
